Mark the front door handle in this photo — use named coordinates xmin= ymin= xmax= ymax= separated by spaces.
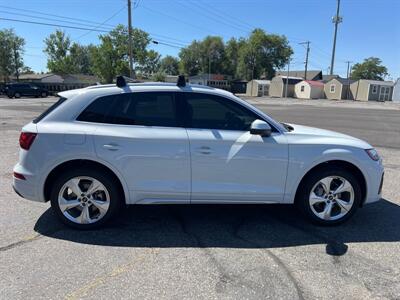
xmin=103 ymin=143 xmax=120 ymax=151
xmin=196 ymin=146 xmax=212 ymax=155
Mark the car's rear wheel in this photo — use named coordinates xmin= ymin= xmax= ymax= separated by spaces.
xmin=14 ymin=92 xmax=21 ymax=98
xmin=296 ymin=168 xmax=361 ymax=225
xmin=41 ymin=91 xmax=48 ymax=98
xmin=50 ymin=168 xmax=122 ymax=229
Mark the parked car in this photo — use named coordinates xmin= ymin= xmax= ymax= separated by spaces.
xmin=12 ymin=76 xmax=384 ymax=229
xmin=5 ymin=83 xmax=48 ymax=98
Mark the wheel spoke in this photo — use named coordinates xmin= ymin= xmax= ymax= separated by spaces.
xmin=91 ymin=199 xmax=110 ymax=214
xmin=309 ymin=192 xmax=326 ymax=206
xmin=59 ymin=197 xmax=81 ymax=212
xmin=319 ymin=177 xmax=333 ymax=194
xmin=68 ymin=178 xmax=82 ymax=197
xmin=86 ymin=179 xmax=103 ymax=195
xmin=318 ymin=201 xmax=333 ymax=220
xmin=336 ymin=198 xmax=352 ymax=212
xmin=333 ymin=179 xmax=352 ymax=195
xmin=77 ymin=205 xmax=91 ymax=224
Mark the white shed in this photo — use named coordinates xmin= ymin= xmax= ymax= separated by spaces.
xmin=246 ymin=80 xmax=271 ymax=96
xmin=294 ymin=80 xmax=324 ymax=99
xmin=392 ymin=78 xmax=400 ymax=102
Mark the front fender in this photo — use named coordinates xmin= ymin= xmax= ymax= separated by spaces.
xmin=283 ymin=145 xmax=369 ymax=203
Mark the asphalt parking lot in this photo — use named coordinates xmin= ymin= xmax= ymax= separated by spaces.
xmin=1 ymin=96 xmax=399 ymax=299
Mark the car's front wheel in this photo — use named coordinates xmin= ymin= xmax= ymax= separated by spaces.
xmin=50 ymin=168 xmax=122 ymax=229
xmin=296 ymin=168 xmax=361 ymax=225
xmin=40 ymin=91 xmax=48 ymax=98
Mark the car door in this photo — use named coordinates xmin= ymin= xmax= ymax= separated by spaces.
xmin=183 ymin=92 xmax=288 ymax=203
xmin=79 ymin=91 xmax=191 ymax=204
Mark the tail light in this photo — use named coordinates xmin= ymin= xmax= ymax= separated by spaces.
xmin=19 ymin=132 xmax=37 ymax=150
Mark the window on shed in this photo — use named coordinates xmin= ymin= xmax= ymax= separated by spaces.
xmin=330 ymin=84 xmax=335 ymax=93
xmin=301 ymin=85 xmax=305 ymax=92
xmin=372 ymin=85 xmax=378 ymax=94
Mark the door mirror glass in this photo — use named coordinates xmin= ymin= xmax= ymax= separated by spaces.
xmin=250 ymin=119 xmax=272 ymax=137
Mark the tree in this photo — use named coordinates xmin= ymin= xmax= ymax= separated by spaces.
xmin=237 ymin=29 xmax=293 ymax=80
xmin=0 ymin=29 xmax=25 ymax=82
xmin=159 ymin=55 xmax=179 ymax=75
xmin=179 ymin=36 xmax=226 ymax=76
xmin=225 ymin=37 xmax=246 ymax=78
xmin=69 ymin=43 xmax=93 ymax=74
xmin=90 ymin=25 xmax=151 ymax=82
xmin=139 ymin=50 xmax=161 ymax=76
xmin=351 ymin=57 xmax=388 ymax=81
xmin=44 ymin=30 xmax=73 ymax=74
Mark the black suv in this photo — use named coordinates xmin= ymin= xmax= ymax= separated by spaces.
xmin=5 ymin=83 xmax=48 ymax=98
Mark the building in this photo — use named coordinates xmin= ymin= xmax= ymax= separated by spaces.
xmin=350 ymin=80 xmax=394 ymax=101
xmin=10 ymin=73 xmax=100 ymax=94
xmin=275 ymin=70 xmax=323 ymax=81
xmin=230 ymin=79 xmax=247 ymax=94
xmin=392 ymin=78 xmax=400 ymax=103
xmin=246 ymin=79 xmax=270 ymax=97
xmin=294 ymin=80 xmax=324 ymax=99
xmin=188 ymin=74 xmax=232 ymax=91
xmin=324 ymin=78 xmax=355 ymax=100
xmin=269 ymin=76 xmax=303 ymax=98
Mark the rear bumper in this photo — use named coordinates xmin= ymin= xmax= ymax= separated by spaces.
xmin=12 ymin=163 xmax=45 ymax=202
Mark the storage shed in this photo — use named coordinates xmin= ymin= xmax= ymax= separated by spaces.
xmin=324 ymin=78 xmax=354 ymax=100
xmin=269 ymin=76 xmax=303 ymax=98
xmin=392 ymin=78 xmax=400 ymax=102
xmin=350 ymin=80 xmax=394 ymax=101
xmin=246 ymin=79 xmax=270 ymax=96
xmin=294 ymin=80 xmax=324 ymax=99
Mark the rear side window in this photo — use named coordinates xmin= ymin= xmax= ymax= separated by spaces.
xmin=77 ymin=95 xmax=114 ymax=123
xmin=77 ymin=92 xmax=178 ymax=127
xmin=33 ymin=97 xmax=67 ymax=124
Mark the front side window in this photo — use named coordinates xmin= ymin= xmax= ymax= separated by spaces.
xmin=184 ymin=93 xmax=259 ymax=131
xmin=78 ymin=92 xmax=177 ymax=127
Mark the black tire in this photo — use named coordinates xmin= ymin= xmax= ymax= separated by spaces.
xmin=41 ymin=91 xmax=48 ymax=98
xmin=14 ymin=92 xmax=21 ymax=98
xmin=7 ymin=92 xmax=14 ymax=98
xmin=50 ymin=167 xmax=123 ymax=229
xmin=295 ymin=167 xmax=362 ymax=225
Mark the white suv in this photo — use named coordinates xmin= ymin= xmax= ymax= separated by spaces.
xmin=13 ymin=76 xmax=384 ymax=229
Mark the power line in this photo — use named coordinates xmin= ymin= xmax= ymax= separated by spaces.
xmin=140 ymin=5 xmax=220 ymax=36
xmin=0 ymin=17 xmax=110 ymax=32
xmin=73 ymin=6 xmax=126 ymax=40
xmin=0 ymin=5 xmax=116 ymax=29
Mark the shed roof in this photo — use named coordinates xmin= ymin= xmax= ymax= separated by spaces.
xmin=275 ymin=70 xmax=322 ymax=80
xmin=358 ymin=79 xmax=394 ymax=86
xmin=252 ymin=79 xmax=270 ymax=85
xmin=304 ymin=80 xmax=324 ymax=87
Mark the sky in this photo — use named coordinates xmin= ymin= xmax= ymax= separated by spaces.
xmin=0 ymin=0 xmax=399 ymax=79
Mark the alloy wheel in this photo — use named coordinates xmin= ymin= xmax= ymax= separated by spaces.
xmin=58 ymin=176 xmax=110 ymax=224
xmin=309 ymin=176 xmax=355 ymax=221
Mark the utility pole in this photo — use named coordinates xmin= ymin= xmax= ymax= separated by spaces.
xmin=285 ymin=59 xmax=290 ymax=98
xmin=345 ymin=60 xmax=352 ymax=100
xmin=330 ymin=0 xmax=342 ymax=75
xmin=299 ymin=41 xmax=310 ymax=80
xmin=13 ymin=41 xmax=20 ymax=81
xmin=127 ymin=0 xmax=134 ymax=78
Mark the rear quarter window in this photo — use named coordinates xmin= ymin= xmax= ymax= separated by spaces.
xmin=33 ymin=97 xmax=67 ymax=124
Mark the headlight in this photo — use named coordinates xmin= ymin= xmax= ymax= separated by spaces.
xmin=365 ymin=148 xmax=380 ymax=161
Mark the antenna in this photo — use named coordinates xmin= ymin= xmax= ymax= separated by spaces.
xmin=177 ymin=75 xmax=186 ymax=87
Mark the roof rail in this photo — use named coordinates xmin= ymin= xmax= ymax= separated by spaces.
xmin=177 ymin=75 xmax=186 ymax=87
xmin=116 ymin=75 xmax=140 ymax=87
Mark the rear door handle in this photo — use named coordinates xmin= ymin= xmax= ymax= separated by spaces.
xmin=103 ymin=143 xmax=120 ymax=151
xmin=196 ymin=146 xmax=212 ymax=155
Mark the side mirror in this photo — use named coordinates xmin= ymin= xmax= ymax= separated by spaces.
xmin=250 ymin=119 xmax=272 ymax=137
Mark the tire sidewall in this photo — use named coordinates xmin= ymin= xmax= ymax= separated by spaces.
xmin=297 ymin=168 xmax=362 ymax=225
xmin=14 ymin=92 xmax=21 ymax=98
xmin=50 ymin=168 xmax=122 ymax=229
